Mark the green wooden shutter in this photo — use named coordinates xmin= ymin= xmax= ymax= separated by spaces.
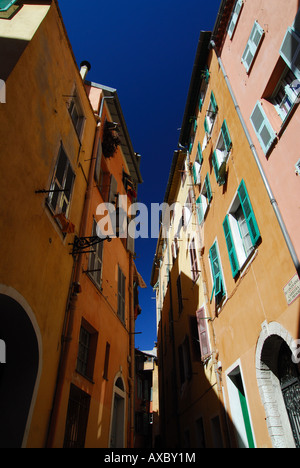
xmin=238 ymin=180 xmax=260 ymax=246
xmin=212 ymin=150 xmax=219 ymax=180
xmin=205 ymin=173 xmax=212 ymax=203
xmin=280 ymin=27 xmax=300 ymax=81
xmin=204 ymin=117 xmax=210 ymax=134
xmin=199 ymin=97 xmax=203 ymax=112
xmin=0 ymin=0 xmax=17 ymax=11
xmin=192 ymin=164 xmax=197 ymax=184
xmin=197 ymin=142 xmax=203 ymax=164
xmin=221 ymin=120 xmax=232 ymax=152
xmin=210 ymin=91 xmax=218 ymax=113
xmin=196 ymin=196 xmax=204 ymax=224
xmin=250 ymin=102 xmax=276 ymax=155
xmin=209 ymin=242 xmax=223 ymax=297
xmin=223 ymin=215 xmax=239 ymax=278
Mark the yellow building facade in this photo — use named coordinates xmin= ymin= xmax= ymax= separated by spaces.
xmin=151 ymin=37 xmax=226 ymax=443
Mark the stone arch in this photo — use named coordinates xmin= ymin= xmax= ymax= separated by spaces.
xmin=256 ymin=321 xmax=297 ymax=448
xmin=0 ymin=285 xmax=42 ymax=447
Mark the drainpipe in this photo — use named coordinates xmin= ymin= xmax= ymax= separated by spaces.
xmin=128 ymin=254 xmax=135 ymax=448
xmin=209 ymin=41 xmax=300 ymax=278
xmin=45 ymin=88 xmax=115 ymax=447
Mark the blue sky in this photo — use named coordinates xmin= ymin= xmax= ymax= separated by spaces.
xmin=59 ymin=0 xmax=221 ymax=350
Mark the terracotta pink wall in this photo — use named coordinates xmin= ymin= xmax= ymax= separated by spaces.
xmin=220 ymin=0 xmax=300 ymax=261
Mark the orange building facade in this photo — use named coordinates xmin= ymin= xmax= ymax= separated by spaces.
xmin=47 ymin=81 xmax=143 ymax=448
xmin=0 ymin=0 xmax=143 ymax=448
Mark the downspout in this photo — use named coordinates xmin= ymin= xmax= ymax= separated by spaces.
xmin=210 ymin=41 xmax=300 ymax=278
xmin=45 ymin=91 xmax=115 ymax=447
xmin=128 ymin=253 xmax=135 ymax=448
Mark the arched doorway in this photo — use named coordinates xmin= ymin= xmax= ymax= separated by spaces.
xmin=256 ymin=322 xmax=300 ymax=448
xmin=109 ymin=375 xmax=126 ymax=448
xmin=0 ymin=291 xmax=40 ymax=447
xmin=278 ymin=341 xmax=300 ymax=448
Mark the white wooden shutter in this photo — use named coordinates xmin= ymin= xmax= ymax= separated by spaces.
xmin=250 ymin=102 xmax=276 ymax=155
xmin=228 ymin=0 xmax=243 ymax=39
xmin=196 ymin=308 xmax=211 ymax=360
xmin=242 ymin=21 xmax=264 ymax=73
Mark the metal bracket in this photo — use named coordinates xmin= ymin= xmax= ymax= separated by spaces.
xmin=69 ymin=235 xmax=112 ymax=256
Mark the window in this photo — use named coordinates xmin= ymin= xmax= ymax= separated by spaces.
xmin=189 ymin=238 xmax=200 ymax=282
xmin=108 ymin=173 xmax=118 ymax=205
xmin=178 ymin=336 xmax=192 ymax=384
xmin=76 ymin=320 xmax=98 ymax=380
xmin=250 ymin=101 xmax=277 ymax=155
xmin=280 ymin=27 xmax=300 ymax=82
xmin=204 ymin=91 xmax=218 ymax=137
xmin=196 ymin=417 xmax=206 ymax=448
xmin=209 ymin=241 xmax=225 ymax=303
xmin=223 ymin=180 xmax=260 ymax=278
xmin=69 ymin=94 xmax=85 ymax=138
xmin=177 ymin=273 xmax=183 ymax=314
xmin=183 ymin=190 xmax=193 ymax=228
xmin=212 ymin=120 xmax=232 ymax=186
xmin=117 ymin=266 xmax=126 ymax=322
xmin=242 ymin=21 xmax=264 ymax=73
xmin=181 ymin=158 xmax=187 ymax=186
xmin=296 ymin=159 xmax=300 ymax=175
xmin=88 ymin=219 xmax=104 ymax=289
xmin=228 ymin=0 xmax=243 ymax=39
xmin=272 ymin=68 xmax=300 ymax=121
xmin=103 ymin=342 xmax=110 ymax=380
xmin=196 ymin=173 xmax=212 ymax=224
xmin=47 ymin=145 xmax=75 ymax=217
xmin=63 ymin=384 xmax=91 ymax=448
xmin=196 ymin=307 xmax=211 ymax=361
xmin=192 ymin=143 xmax=203 ymax=185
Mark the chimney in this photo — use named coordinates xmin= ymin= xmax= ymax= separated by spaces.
xmin=79 ymin=60 xmax=91 ymax=80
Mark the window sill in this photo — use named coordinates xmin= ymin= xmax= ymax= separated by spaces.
xmin=75 ymin=369 xmax=95 ymax=384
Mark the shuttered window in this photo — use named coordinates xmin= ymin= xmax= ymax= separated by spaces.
xmin=228 ymin=0 xmax=243 ymax=39
xmin=196 ymin=173 xmax=212 ymax=225
xmin=88 ymin=220 xmax=104 ymax=288
xmin=178 ymin=336 xmax=192 ymax=384
xmin=47 ymin=145 xmax=75 ymax=217
xmin=192 ymin=143 xmax=203 ymax=184
xmin=280 ymin=27 xmax=300 ymax=82
xmin=250 ymin=102 xmax=277 ymax=155
xmin=189 ymin=238 xmax=200 ymax=282
xmin=204 ymin=91 xmax=218 ymax=136
xmin=209 ymin=242 xmax=225 ymax=300
xmin=204 ymin=173 xmax=212 ymax=203
xmin=242 ymin=21 xmax=264 ymax=73
xmin=238 ymin=180 xmax=260 ymax=246
xmin=212 ymin=120 xmax=232 ymax=186
xmin=108 ymin=174 xmax=118 ymax=205
xmin=196 ymin=195 xmax=204 ymax=225
xmin=223 ymin=215 xmax=239 ymax=278
xmin=223 ymin=180 xmax=261 ymax=278
xmin=118 ymin=266 xmax=126 ymax=322
xmin=196 ymin=308 xmax=211 ymax=361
